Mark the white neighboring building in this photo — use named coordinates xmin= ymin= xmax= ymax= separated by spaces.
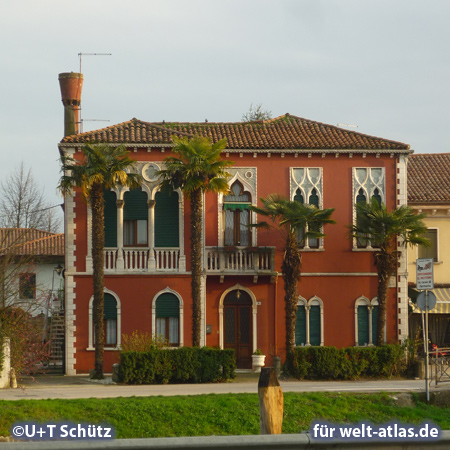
xmin=0 ymin=228 xmax=64 ymax=316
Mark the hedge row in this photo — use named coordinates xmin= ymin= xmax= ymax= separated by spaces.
xmin=284 ymin=344 xmax=405 ymax=380
xmin=119 ymin=347 xmax=236 ymax=384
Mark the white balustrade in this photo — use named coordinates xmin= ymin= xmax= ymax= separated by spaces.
xmin=205 ymin=247 xmax=275 ymax=274
xmin=154 ymin=248 xmax=180 ymax=271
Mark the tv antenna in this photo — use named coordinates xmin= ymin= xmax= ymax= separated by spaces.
xmin=78 ymin=52 xmax=112 ymax=73
xmin=77 ymin=52 xmax=112 ymax=133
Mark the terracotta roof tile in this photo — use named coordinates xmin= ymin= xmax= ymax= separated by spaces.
xmin=408 ymin=153 xmax=450 ymax=204
xmin=60 ymin=114 xmax=409 ymax=152
xmin=0 ymin=228 xmax=64 ymax=256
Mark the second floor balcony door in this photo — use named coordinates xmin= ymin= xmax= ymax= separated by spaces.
xmin=224 ymin=181 xmax=251 ymax=247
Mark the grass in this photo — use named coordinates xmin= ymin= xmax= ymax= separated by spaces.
xmin=1 ymin=392 xmax=449 ymax=438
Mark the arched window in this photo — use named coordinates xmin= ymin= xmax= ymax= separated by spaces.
xmin=295 ymin=296 xmax=324 ymax=346
xmin=224 ymin=181 xmax=251 ymax=246
xmin=88 ymin=291 xmax=121 ymax=350
xmin=155 ymin=293 xmax=180 ymax=346
xmin=124 ymin=188 xmax=148 ymax=246
xmin=295 ymin=298 xmax=307 ymax=346
xmin=355 ymin=297 xmax=379 ymax=346
xmin=104 ymin=294 xmax=118 ymax=346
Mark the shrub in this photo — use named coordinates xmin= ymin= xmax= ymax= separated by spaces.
xmin=119 ymin=347 xmax=236 ymax=384
xmin=121 ymin=331 xmax=168 ymax=352
xmin=284 ymin=344 xmax=405 ymax=380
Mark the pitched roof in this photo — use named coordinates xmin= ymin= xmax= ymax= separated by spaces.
xmin=60 ymin=114 xmax=410 ymax=152
xmin=408 ymin=153 xmax=450 ymax=204
xmin=0 ymin=228 xmax=64 ymax=256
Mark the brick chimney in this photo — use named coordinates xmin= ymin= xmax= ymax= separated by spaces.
xmin=58 ymin=72 xmax=83 ymax=137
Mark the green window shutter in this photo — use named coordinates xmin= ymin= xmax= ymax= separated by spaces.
xmin=295 ymin=305 xmax=306 ymax=345
xmin=155 ymin=191 xmax=179 ymax=247
xmin=309 ymin=305 xmax=321 ymax=346
xmin=104 ymin=190 xmax=117 ymax=247
xmin=124 ymin=189 xmax=148 ymax=220
xmin=104 ymin=294 xmax=117 ymax=320
xmin=156 ymin=293 xmax=179 ymax=318
xmin=358 ymin=305 xmax=369 ymax=345
xmin=372 ymin=305 xmax=379 ymax=344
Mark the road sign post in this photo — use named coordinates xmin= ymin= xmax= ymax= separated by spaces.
xmin=416 ymin=258 xmax=436 ymax=402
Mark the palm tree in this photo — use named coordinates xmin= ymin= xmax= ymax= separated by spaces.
xmin=158 ymin=136 xmax=232 ymax=347
xmin=350 ymin=198 xmax=429 ymax=345
xmin=58 ymin=143 xmax=142 ymax=379
xmin=250 ymin=194 xmax=335 ymax=353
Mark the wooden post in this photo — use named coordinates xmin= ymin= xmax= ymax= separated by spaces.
xmin=258 ymin=367 xmax=283 ymax=434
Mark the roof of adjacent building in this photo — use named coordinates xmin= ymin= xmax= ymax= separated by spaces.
xmin=0 ymin=228 xmax=64 ymax=256
xmin=60 ymin=114 xmax=410 ymax=152
xmin=408 ymin=153 xmax=450 ymax=204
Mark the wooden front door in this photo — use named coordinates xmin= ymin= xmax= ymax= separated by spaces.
xmin=224 ymin=290 xmax=252 ymax=369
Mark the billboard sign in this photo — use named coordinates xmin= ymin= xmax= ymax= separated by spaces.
xmin=416 ymin=258 xmax=434 ymax=290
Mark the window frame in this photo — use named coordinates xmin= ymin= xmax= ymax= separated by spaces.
xmin=87 ymin=290 xmax=121 ymax=351
xmin=354 ymin=296 xmax=380 ymax=346
xmin=352 ymin=167 xmax=385 ymax=250
xmin=418 ymin=228 xmax=438 ymax=263
xmin=290 ymin=167 xmax=324 ymax=250
xmin=152 ymin=288 xmax=184 ymax=347
xmin=295 ymin=296 xmax=324 ymax=346
xmin=19 ymin=272 xmax=36 ymax=300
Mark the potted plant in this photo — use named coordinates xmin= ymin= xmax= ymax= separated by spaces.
xmin=252 ymin=349 xmax=266 ymax=373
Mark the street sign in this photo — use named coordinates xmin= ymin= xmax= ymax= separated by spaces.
xmin=416 ymin=258 xmax=434 ymax=290
xmin=417 ymin=291 xmax=437 ymax=312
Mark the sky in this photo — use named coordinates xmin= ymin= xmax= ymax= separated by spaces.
xmin=1 ymin=0 xmax=449 ymax=226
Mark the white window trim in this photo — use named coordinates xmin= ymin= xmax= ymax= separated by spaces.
xmin=218 ymin=170 xmax=257 ymax=247
xmin=151 ymin=287 xmax=184 ymax=347
xmin=417 ymin=227 xmax=439 ymax=263
xmin=296 ymin=295 xmax=324 ymax=346
xmin=87 ymin=288 xmax=121 ymax=351
xmin=290 ymin=167 xmax=325 ymax=250
xmin=354 ymin=296 xmax=380 ymax=346
xmin=352 ymin=167 xmax=385 ymax=250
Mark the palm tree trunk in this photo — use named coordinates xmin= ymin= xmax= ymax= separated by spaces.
xmin=374 ymin=251 xmax=397 ymax=346
xmin=91 ymin=183 xmax=105 ymax=379
xmin=190 ymin=188 xmax=202 ymax=347
xmin=282 ymin=231 xmax=302 ymax=353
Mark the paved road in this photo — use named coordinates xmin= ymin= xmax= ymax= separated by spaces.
xmin=0 ymin=374 xmax=446 ymax=401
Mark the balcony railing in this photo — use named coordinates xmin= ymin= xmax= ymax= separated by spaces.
xmin=104 ymin=247 xmax=181 ymax=272
xmin=205 ymin=246 xmax=276 ymax=275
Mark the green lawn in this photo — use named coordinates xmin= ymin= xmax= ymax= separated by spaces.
xmin=0 ymin=392 xmax=448 ymax=438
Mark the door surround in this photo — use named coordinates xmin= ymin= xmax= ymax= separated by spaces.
xmin=219 ymin=283 xmax=257 ymax=352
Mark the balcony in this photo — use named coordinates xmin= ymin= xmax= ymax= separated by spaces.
xmin=104 ymin=247 xmax=182 ymax=272
xmin=204 ymin=246 xmax=276 ymax=280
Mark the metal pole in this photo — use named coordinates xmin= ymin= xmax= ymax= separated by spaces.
xmin=425 ymin=290 xmax=430 ymax=402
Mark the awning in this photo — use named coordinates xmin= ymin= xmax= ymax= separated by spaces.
xmin=224 ymin=203 xmax=251 ymax=211
xmin=410 ymin=288 xmax=450 ymax=314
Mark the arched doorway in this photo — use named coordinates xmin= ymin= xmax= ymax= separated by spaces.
xmin=223 ymin=289 xmax=253 ymax=369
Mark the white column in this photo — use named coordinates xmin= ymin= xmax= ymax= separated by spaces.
xmin=148 ymin=199 xmax=156 ymax=270
xmin=305 ymin=305 xmax=311 ymax=346
xmin=116 ymin=199 xmax=125 ymax=270
xmin=178 ymin=193 xmax=186 ymax=271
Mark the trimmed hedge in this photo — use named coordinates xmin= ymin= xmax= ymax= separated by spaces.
xmin=119 ymin=347 xmax=236 ymax=384
xmin=284 ymin=344 xmax=405 ymax=380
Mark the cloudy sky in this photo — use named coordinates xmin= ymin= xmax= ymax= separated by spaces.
xmin=1 ymin=0 xmax=449 ymax=223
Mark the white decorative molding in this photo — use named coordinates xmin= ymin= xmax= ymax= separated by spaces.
xmin=218 ymin=168 xmax=257 ymax=247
